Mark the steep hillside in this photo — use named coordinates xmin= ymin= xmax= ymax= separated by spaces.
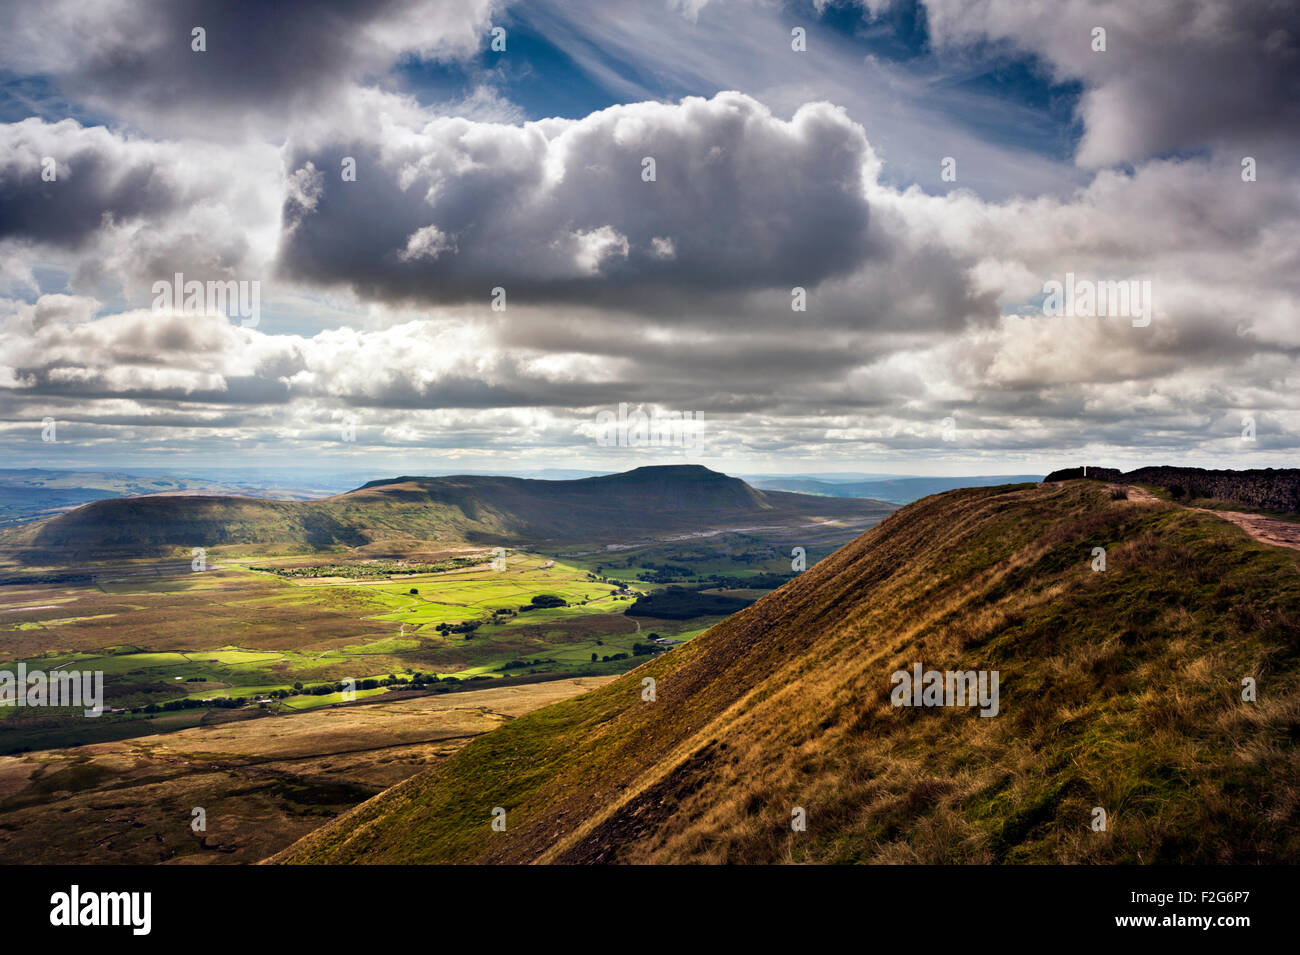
xmin=1 ymin=465 xmax=891 ymax=559
xmin=272 ymin=479 xmax=1300 ymax=864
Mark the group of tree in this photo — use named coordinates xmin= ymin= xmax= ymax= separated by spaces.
xmin=131 ymin=671 xmax=498 ymax=715
xmin=518 ymin=593 xmax=567 ymax=611
xmin=624 ymin=585 xmax=756 ymax=620
xmin=248 ymin=557 xmax=481 ymax=579
xmin=499 ymin=658 xmax=556 ymax=670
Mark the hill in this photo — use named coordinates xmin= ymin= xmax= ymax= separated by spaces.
xmin=0 ymin=468 xmax=330 ymax=528
xmin=272 ymin=478 xmax=1300 ymax=864
xmin=1045 ymin=466 xmax=1300 ymax=513
xmin=0 ymin=465 xmax=893 ymax=559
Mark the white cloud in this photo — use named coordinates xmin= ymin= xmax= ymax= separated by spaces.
xmin=567 ymin=226 xmax=629 ymax=275
xmin=399 ymin=225 xmax=457 ymax=263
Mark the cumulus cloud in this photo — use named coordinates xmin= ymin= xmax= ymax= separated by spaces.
xmin=277 ymin=93 xmax=877 ymax=307
xmin=0 ymin=119 xmax=281 ymax=296
xmin=0 ymin=297 xmax=298 ymax=401
xmin=0 ymin=120 xmax=182 ymax=248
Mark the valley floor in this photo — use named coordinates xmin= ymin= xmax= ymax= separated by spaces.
xmin=0 ymin=676 xmax=611 ymax=864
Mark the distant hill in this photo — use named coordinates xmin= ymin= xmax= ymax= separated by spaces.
xmin=750 ymin=475 xmax=1042 ymax=504
xmin=1046 ymin=465 xmax=1300 ymax=513
xmin=0 ymin=465 xmax=895 ymax=559
xmin=273 ymin=480 xmax=1300 ymax=864
xmin=0 ymin=468 xmax=333 ymax=528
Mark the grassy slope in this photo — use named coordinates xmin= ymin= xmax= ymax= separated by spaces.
xmin=272 ymin=481 xmax=1300 ymax=864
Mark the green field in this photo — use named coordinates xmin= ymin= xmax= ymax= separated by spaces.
xmin=278 ymin=686 xmax=392 ymax=710
xmin=0 ymin=537 xmax=844 ymax=754
xmin=1 ymin=551 xmax=714 ymax=726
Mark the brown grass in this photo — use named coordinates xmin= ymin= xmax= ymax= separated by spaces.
xmin=0 ymin=677 xmax=610 ymax=864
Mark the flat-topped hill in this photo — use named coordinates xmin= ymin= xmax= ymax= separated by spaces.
xmin=0 ymin=465 xmax=893 ymax=559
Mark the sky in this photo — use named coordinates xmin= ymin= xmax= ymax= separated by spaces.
xmin=1 ymin=0 xmax=1298 ymax=478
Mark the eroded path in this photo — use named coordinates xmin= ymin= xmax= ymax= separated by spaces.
xmin=1120 ymin=484 xmax=1300 ymax=551
xmin=1197 ymin=509 xmax=1300 ymax=550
